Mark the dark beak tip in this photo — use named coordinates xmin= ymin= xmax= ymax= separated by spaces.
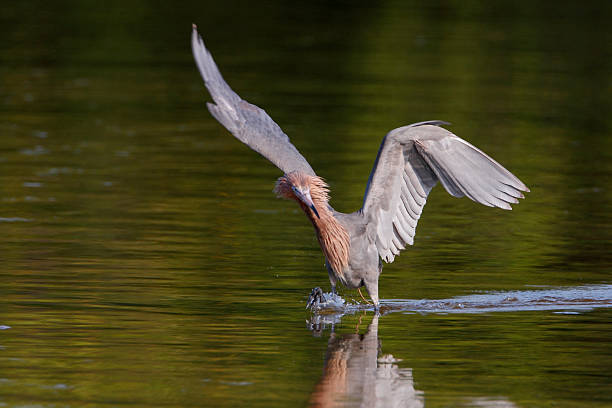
xmin=311 ymin=205 xmax=320 ymax=219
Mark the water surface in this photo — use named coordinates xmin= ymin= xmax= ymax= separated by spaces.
xmin=1 ymin=1 xmax=611 ymax=407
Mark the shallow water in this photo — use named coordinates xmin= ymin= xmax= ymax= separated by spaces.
xmin=1 ymin=1 xmax=611 ymax=407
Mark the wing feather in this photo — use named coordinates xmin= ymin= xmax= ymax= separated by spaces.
xmin=191 ymin=25 xmax=316 ymax=176
xmin=362 ymin=122 xmax=529 ymax=263
xmin=394 ymin=216 xmax=414 ymax=244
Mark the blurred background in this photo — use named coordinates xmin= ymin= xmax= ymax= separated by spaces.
xmin=0 ymin=1 xmax=611 ymax=407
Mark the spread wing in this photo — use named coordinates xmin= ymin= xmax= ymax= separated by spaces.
xmin=191 ymin=25 xmax=316 ymax=176
xmin=362 ymin=121 xmax=529 ymax=263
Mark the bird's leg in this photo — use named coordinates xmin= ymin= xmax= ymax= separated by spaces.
xmin=326 ymin=260 xmax=337 ymax=295
xmin=363 ymin=278 xmax=380 ymax=312
xmin=357 ymin=287 xmax=372 ymax=305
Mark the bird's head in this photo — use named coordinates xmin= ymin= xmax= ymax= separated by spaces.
xmin=274 ymin=172 xmax=329 ymax=219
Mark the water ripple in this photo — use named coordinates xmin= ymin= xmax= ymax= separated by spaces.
xmin=384 ymin=284 xmax=612 ymax=314
xmin=0 ymin=217 xmax=31 ymax=222
xmin=313 ymin=284 xmax=612 ymax=316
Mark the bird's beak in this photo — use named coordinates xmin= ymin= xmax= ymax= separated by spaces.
xmin=309 ymin=203 xmax=320 ymax=219
xmin=293 ymin=187 xmax=320 ymax=219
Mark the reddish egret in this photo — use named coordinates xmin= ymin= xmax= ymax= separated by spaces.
xmin=191 ymin=26 xmax=529 ymax=310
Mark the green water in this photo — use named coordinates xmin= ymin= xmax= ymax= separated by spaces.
xmin=1 ymin=1 xmax=611 ymax=407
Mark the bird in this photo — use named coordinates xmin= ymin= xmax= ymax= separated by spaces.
xmin=191 ymin=25 xmax=529 ymax=311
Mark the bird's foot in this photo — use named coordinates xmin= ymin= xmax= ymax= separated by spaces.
xmin=306 ymin=287 xmax=325 ymax=310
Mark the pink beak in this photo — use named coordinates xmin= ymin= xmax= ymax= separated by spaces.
xmin=292 ymin=187 xmax=320 ymax=218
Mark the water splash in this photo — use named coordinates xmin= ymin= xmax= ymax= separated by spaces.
xmin=312 ymin=284 xmax=612 ymax=316
xmin=308 ymin=292 xmax=346 ymax=312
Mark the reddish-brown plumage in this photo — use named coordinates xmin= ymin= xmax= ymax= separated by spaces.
xmin=274 ymin=172 xmax=350 ymax=281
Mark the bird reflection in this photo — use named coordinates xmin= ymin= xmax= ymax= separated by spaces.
xmin=308 ymin=314 xmax=424 ymax=408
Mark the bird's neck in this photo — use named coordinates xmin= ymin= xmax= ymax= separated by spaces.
xmin=274 ymin=172 xmax=350 ymax=279
xmin=301 ymin=199 xmax=350 ymax=282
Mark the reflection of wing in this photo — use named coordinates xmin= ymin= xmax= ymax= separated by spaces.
xmin=362 ymin=122 xmax=529 ymax=263
xmin=191 ymin=26 xmax=316 ymax=176
xmin=309 ymin=315 xmax=424 ymax=408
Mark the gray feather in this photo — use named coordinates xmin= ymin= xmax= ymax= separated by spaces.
xmin=362 ymin=123 xmax=529 ymax=263
xmin=192 ymin=26 xmax=316 ymax=176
